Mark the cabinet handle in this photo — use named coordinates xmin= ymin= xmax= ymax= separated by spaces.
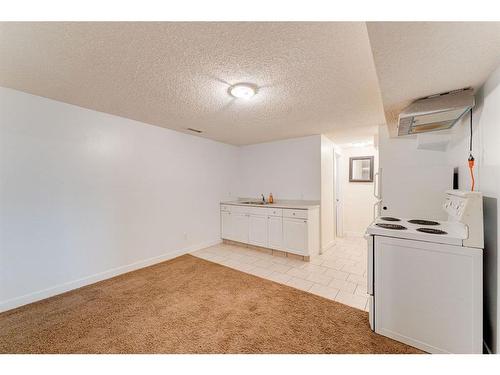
xmin=303 ymin=220 xmax=307 ymax=223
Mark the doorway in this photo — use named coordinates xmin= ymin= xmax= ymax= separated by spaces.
xmin=334 ymin=151 xmax=343 ymax=237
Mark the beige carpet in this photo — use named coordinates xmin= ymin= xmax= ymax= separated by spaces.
xmin=0 ymin=254 xmax=422 ymax=354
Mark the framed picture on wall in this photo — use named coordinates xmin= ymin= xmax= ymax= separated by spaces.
xmin=349 ymin=156 xmax=374 ymax=182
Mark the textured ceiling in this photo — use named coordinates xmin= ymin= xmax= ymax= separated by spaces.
xmin=0 ymin=22 xmax=386 ymax=145
xmin=367 ymin=22 xmax=500 ymax=134
xmin=325 ymin=125 xmax=378 ymax=145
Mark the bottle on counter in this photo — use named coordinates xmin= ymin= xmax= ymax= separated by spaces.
xmin=269 ymin=193 xmax=274 ymax=204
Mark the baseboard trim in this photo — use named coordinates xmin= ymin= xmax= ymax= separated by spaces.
xmin=0 ymin=239 xmax=221 ymax=313
xmin=222 ymin=239 xmax=310 ymax=261
xmin=484 ymin=340 xmax=493 ymax=354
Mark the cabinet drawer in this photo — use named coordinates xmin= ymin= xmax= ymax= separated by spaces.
xmin=266 ymin=208 xmax=283 ymax=217
xmin=230 ymin=205 xmax=249 ymax=214
xmin=246 ymin=206 xmax=267 ymax=216
xmin=283 ymin=209 xmax=308 ymax=219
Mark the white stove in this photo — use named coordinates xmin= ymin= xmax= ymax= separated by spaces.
xmin=365 ymin=190 xmax=484 ymax=354
xmin=366 ymin=217 xmax=468 ymax=246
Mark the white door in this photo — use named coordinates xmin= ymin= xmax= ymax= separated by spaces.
xmin=232 ymin=213 xmax=249 ymax=244
xmin=248 ymin=214 xmax=268 ymax=247
xmin=283 ymin=218 xmax=308 ymax=255
xmin=221 ymin=211 xmax=233 ymax=240
xmin=268 ymin=216 xmax=283 ymax=250
xmin=334 ymin=151 xmax=343 ymax=237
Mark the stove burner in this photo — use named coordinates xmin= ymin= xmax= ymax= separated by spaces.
xmin=380 ymin=217 xmax=401 ymax=222
xmin=376 ymin=223 xmax=407 ymax=230
xmin=408 ymin=219 xmax=440 ymax=226
xmin=416 ymin=228 xmax=448 ymax=235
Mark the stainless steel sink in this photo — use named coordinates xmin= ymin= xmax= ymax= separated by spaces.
xmin=240 ymin=201 xmax=268 ymax=205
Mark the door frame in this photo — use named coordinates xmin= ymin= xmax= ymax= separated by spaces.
xmin=334 ymin=150 xmax=343 ymax=237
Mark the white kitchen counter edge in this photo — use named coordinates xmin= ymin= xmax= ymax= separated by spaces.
xmin=220 ymin=201 xmax=320 ymax=210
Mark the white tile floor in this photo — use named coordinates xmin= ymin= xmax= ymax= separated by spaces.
xmin=191 ymin=236 xmax=369 ymax=311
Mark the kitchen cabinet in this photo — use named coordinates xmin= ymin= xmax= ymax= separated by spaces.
xmin=249 ymin=214 xmax=268 ymax=247
xmin=221 ymin=211 xmax=233 ymax=240
xmin=231 ymin=213 xmax=249 ymax=244
xmin=220 ymin=203 xmax=319 ymax=257
xmin=268 ymin=216 xmax=283 ymax=250
xmin=283 ymin=217 xmax=308 ymax=255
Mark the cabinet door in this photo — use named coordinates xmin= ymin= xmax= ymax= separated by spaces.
xmin=248 ymin=214 xmax=268 ymax=247
xmin=221 ymin=211 xmax=233 ymax=240
xmin=232 ymin=213 xmax=249 ymax=244
xmin=283 ymin=218 xmax=308 ymax=255
xmin=268 ymin=216 xmax=283 ymax=250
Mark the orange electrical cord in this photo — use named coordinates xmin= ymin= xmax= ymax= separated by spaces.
xmin=468 ymin=109 xmax=475 ymax=192
xmin=468 ymin=155 xmax=475 ymax=191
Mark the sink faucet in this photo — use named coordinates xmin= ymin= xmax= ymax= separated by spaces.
xmin=261 ymin=194 xmax=266 ymax=203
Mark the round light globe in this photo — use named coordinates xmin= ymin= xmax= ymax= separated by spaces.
xmin=229 ymin=83 xmax=257 ymax=99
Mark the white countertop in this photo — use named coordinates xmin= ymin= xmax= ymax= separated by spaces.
xmin=221 ymin=199 xmax=320 ymax=210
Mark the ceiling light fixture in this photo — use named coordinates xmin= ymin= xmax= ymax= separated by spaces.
xmin=228 ymin=83 xmax=257 ymax=99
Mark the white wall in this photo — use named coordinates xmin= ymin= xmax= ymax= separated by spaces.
xmin=237 ymin=135 xmax=321 ymax=201
xmin=446 ymin=65 xmax=500 ymax=354
xmin=320 ymin=136 xmax=336 ymax=250
xmin=0 ymin=87 xmax=239 ymax=312
xmin=378 ymin=125 xmax=453 ymax=220
xmin=340 ymin=145 xmax=379 ymax=236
